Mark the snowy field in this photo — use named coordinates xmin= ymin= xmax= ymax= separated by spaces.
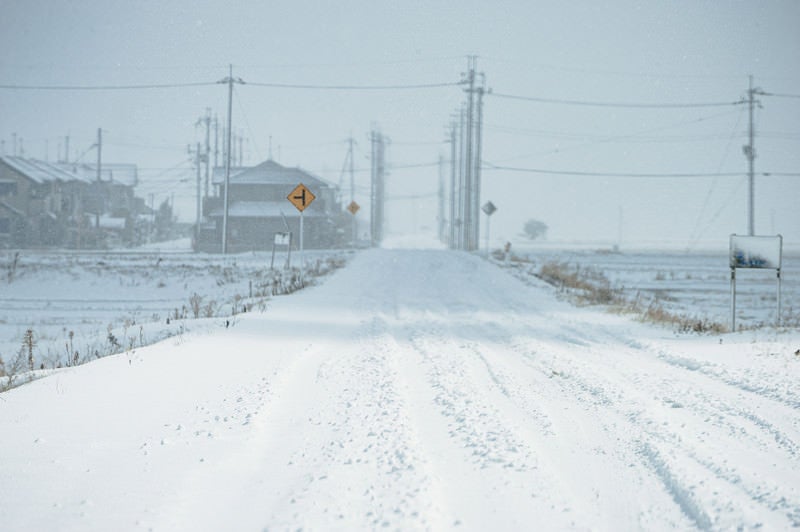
xmin=1 ymin=246 xmax=799 ymax=530
xmin=509 ymin=247 xmax=800 ymax=331
xmin=1 ymin=242 xmax=350 ymax=377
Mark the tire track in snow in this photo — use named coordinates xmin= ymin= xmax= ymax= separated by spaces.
xmin=448 ymin=324 xmax=701 ymax=529
xmin=399 ymin=321 xmax=585 ymax=530
xmin=505 ymin=324 xmax=800 ymax=529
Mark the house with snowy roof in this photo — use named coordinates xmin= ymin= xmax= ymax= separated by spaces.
xmin=198 ymin=159 xmax=344 ymax=252
xmin=0 ymin=156 xmax=142 ymax=248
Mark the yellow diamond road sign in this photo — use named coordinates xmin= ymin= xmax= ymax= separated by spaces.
xmin=347 ymin=201 xmax=360 ymax=215
xmin=287 ymin=183 xmax=315 ymax=212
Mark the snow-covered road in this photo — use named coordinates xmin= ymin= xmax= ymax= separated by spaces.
xmin=2 ymin=249 xmax=799 ymax=530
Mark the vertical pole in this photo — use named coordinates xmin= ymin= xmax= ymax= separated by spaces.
xmin=96 ymin=128 xmax=102 ymax=182
xmin=299 ymin=210 xmax=305 ymax=284
xmin=65 ymin=134 xmax=70 ymax=163
xmin=776 ymin=268 xmax=781 ymax=328
xmin=222 ymin=64 xmax=233 ymax=254
xmin=195 ymin=142 xmax=202 ymax=245
xmin=474 ymin=77 xmax=484 ymax=250
xmin=458 ymin=106 xmax=466 ymax=250
xmin=287 ymin=232 xmax=292 ymax=269
xmin=747 ymin=75 xmax=755 ymax=236
xmin=776 ymin=234 xmax=782 ymax=327
xmin=213 ymin=115 xmax=219 ymax=169
xmin=349 ymin=137 xmax=356 ymax=246
xmin=438 ymin=153 xmax=445 ymax=243
xmin=204 ymin=108 xmax=211 ymax=199
xmin=370 ymin=130 xmax=375 ymax=247
xmin=96 ymin=128 xmax=102 ymax=229
xmin=730 ymin=268 xmax=736 ymax=332
xmin=485 ymin=214 xmax=490 ymax=258
xmin=464 ymin=56 xmax=475 ymax=250
xmin=448 ymin=121 xmax=457 ymax=249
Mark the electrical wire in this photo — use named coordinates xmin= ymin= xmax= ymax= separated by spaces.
xmin=233 ymin=85 xmax=263 ymax=162
xmin=483 ymin=162 xmax=742 ymax=178
xmin=490 ymin=91 xmax=745 ymax=109
xmin=0 ymin=81 xmax=218 ymax=91
xmin=686 ymin=105 xmax=746 ymax=249
xmin=245 ymin=80 xmax=463 ymax=90
xmin=763 ymin=92 xmax=800 ymax=99
xmin=484 ymin=108 xmax=742 ymax=164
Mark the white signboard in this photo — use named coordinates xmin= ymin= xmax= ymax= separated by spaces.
xmin=274 ymin=232 xmax=291 ymax=246
xmin=730 ymin=235 xmax=782 ymax=269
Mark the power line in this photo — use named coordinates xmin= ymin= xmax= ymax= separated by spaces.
xmin=0 ymin=81 xmax=218 ymax=91
xmin=762 ymin=92 xmax=800 ymax=99
xmin=484 ymin=162 xmax=799 ymax=178
xmin=490 ymin=91 xmax=744 ymax=109
xmin=483 ymin=163 xmax=742 ymax=178
xmin=486 ymin=108 xmax=742 ymax=164
xmin=245 ymin=80 xmax=462 ymax=90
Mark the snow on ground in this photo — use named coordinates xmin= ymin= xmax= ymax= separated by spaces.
xmin=1 ymin=248 xmax=799 ymax=530
xmin=0 ymin=247 xmax=348 ymax=373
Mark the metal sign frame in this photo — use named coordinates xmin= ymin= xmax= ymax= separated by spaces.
xmin=729 ymin=234 xmax=783 ymax=330
xmin=270 ymin=231 xmax=292 ymax=270
xmin=287 ymin=183 xmax=315 ymax=284
xmin=482 ymin=201 xmax=497 ymax=257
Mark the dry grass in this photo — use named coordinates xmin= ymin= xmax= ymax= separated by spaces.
xmin=535 ymin=260 xmax=727 ymax=334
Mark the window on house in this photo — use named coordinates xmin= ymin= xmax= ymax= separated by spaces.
xmin=0 ymin=217 xmax=10 ymax=234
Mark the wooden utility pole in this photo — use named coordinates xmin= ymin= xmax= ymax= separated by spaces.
xmin=219 ymin=65 xmax=244 ymax=254
xmin=348 ymin=136 xmax=356 ymax=245
xmin=745 ymin=75 xmax=758 ymax=236
xmin=95 ymin=128 xmax=102 ymax=229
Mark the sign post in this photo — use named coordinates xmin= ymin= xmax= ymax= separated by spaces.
xmin=270 ymin=232 xmax=292 ymax=270
xmin=347 ymin=200 xmax=360 ymax=248
xmin=481 ymin=201 xmax=497 ymax=258
xmin=729 ymin=234 xmax=783 ymax=330
xmin=287 ymin=183 xmax=316 ymax=284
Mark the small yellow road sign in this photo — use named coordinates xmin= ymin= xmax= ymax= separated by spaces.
xmin=287 ymin=183 xmax=315 ymax=212
xmin=347 ymin=200 xmax=360 ymax=215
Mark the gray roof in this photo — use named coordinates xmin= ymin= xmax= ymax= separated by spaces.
xmin=0 ymin=157 xmax=138 ymax=187
xmin=54 ymin=162 xmax=138 ymax=187
xmin=212 ymin=159 xmax=335 ymax=189
xmin=0 ymin=157 xmax=92 ymax=184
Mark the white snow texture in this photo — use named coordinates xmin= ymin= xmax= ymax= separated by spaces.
xmin=1 ymin=248 xmax=799 ymax=531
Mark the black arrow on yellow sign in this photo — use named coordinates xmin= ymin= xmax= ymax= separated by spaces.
xmin=287 ymin=183 xmax=316 ymax=212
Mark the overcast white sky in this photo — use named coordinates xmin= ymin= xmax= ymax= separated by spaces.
xmin=1 ymin=0 xmax=798 ymax=247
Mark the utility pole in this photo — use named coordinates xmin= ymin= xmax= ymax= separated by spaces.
xmin=190 ymin=142 xmax=202 ymax=245
xmin=213 ymin=114 xmax=219 ymax=169
xmin=219 ymin=64 xmax=244 ymax=254
xmin=369 ymin=128 xmax=387 ymax=247
xmin=12 ymin=133 xmax=17 ymax=156
xmin=96 ymin=128 xmax=102 ymax=182
xmin=462 ymin=56 xmax=476 ymax=251
xmin=457 ymin=105 xmax=466 ymax=249
xmin=743 ymin=75 xmax=763 ymax=236
xmin=438 ymin=152 xmax=445 ymax=243
xmin=348 ymin=136 xmax=356 ymax=245
xmin=448 ymin=120 xmax=457 ymax=249
xmin=197 ymin=108 xmax=212 ymax=199
xmin=95 ymin=128 xmax=103 ymax=229
xmin=473 ymin=72 xmax=485 ymax=250
xmin=64 ymin=134 xmax=70 ymax=163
